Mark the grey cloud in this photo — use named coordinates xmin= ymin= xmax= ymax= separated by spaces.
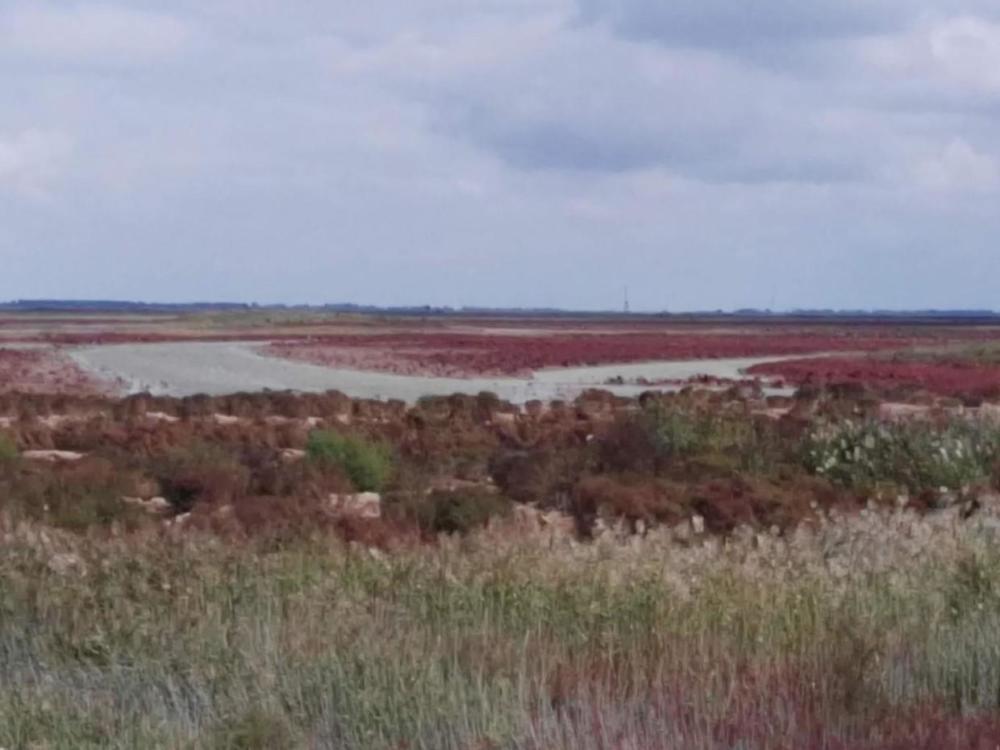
xmin=575 ymin=0 xmax=1000 ymax=53
xmin=575 ymin=0 xmax=902 ymax=51
xmin=443 ymin=93 xmax=873 ymax=184
xmin=430 ymin=26 xmax=881 ymax=183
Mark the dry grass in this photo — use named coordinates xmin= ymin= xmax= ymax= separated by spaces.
xmin=3 ymin=501 xmax=1000 ymax=749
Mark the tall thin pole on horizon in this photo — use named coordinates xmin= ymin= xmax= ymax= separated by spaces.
xmin=624 ymin=286 xmax=630 ymax=314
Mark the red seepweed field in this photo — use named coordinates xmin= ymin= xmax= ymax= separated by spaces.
xmin=263 ymin=328 xmax=965 ymax=378
xmin=0 ymin=346 xmax=121 ymax=396
xmin=748 ymin=356 xmax=1000 ymax=400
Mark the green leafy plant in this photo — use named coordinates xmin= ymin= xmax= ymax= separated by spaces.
xmin=0 ymin=433 xmax=17 ymax=462
xmin=306 ymin=430 xmax=393 ymax=492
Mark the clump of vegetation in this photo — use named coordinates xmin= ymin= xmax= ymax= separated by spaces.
xmin=0 ymin=433 xmax=17 ymax=462
xmin=306 ymin=430 xmax=393 ymax=492
xmin=391 ymin=488 xmax=512 ymax=535
xmin=490 ymin=448 xmax=587 ymax=510
xmin=806 ymin=418 xmax=1000 ymax=496
xmin=153 ymin=442 xmax=250 ymax=511
xmin=0 ymin=457 xmax=141 ymax=531
xmin=597 ymin=402 xmax=786 ymax=477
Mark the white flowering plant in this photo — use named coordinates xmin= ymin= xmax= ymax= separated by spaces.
xmin=805 ymin=419 xmax=1000 ymax=495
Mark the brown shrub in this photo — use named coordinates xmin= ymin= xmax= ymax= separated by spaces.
xmin=334 ymin=514 xmax=420 ymax=550
xmin=250 ymin=454 xmax=353 ymax=498
xmin=0 ymin=456 xmax=144 ymax=531
xmin=151 ymin=443 xmax=250 ymax=512
xmin=490 ymin=448 xmax=590 ymax=511
xmin=229 ymin=494 xmax=335 ymax=542
xmin=687 ymin=476 xmax=850 ymax=534
xmin=572 ymin=475 xmax=686 ymax=532
xmin=387 ymin=487 xmax=512 ymax=536
xmin=595 ymin=417 xmax=662 ymax=475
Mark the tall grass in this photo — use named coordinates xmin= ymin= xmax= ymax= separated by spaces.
xmin=3 ymin=506 xmax=1000 ymax=749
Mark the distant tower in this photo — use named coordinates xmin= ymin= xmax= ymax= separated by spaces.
xmin=624 ymin=286 xmax=630 ymax=314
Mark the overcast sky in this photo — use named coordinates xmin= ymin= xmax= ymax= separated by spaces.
xmin=2 ymin=1 xmax=999 ymax=311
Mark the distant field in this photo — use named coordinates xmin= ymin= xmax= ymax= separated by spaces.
xmin=2 ymin=310 xmax=1000 ymax=400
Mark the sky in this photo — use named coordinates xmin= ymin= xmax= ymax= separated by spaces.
xmin=2 ymin=0 xmax=999 ymax=311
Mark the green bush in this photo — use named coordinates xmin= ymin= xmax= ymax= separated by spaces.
xmin=0 ymin=434 xmax=17 ymax=462
xmin=306 ymin=430 xmax=393 ymax=492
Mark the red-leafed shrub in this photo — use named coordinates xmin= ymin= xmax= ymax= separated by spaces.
xmin=151 ymin=443 xmax=250 ymax=512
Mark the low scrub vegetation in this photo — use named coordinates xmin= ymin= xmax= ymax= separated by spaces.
xmin=0 ymin=432 xmax=16 ymax=462
xmin=0 ymin=457 xmax=143 ymax=531
xmin=154 ymin=442 xmax=251 ymax=511
xmin=0 ymin=385 xmax=1000 ymax=747
xmin=306 ymin=430 xmax=393 ymax=492
xmin=807 ymin=419 xmax=1000 ymax=497
xmin=390 ymin=487 xmax=512 ymax=535
xmin=1 ymin=388 xmax=999 ymax=541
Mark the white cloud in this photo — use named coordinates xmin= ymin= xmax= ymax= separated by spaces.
xmin=0 ymin=130 xmax=74 ymax=197
xmin=0 ymin=4 xmax=192 ymax=65
xmin=913 ymin=138 xmax=999 ymax=191
xmin=930 ymin=17 xmax=1000 ymax=91
xmin=862 ymin=15 xmax=1000 ymax=92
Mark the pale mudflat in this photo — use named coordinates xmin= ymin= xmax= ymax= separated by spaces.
xmin=70 ymin=341 xmax=794 ymax=402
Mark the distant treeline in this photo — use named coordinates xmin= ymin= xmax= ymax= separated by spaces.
xmin=0 ymin=300 xmax=252 ymax=314
xmin=1 ymin=299 xmax=998 ymax=323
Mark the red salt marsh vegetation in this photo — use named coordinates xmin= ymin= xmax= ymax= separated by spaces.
xmin=749 ymin=356 xmax=1000 ymax=401
xmin=264 ymin=330 xmax=921 ymax=377
xmin=0 ymin=347 xmax=120 ymax=396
